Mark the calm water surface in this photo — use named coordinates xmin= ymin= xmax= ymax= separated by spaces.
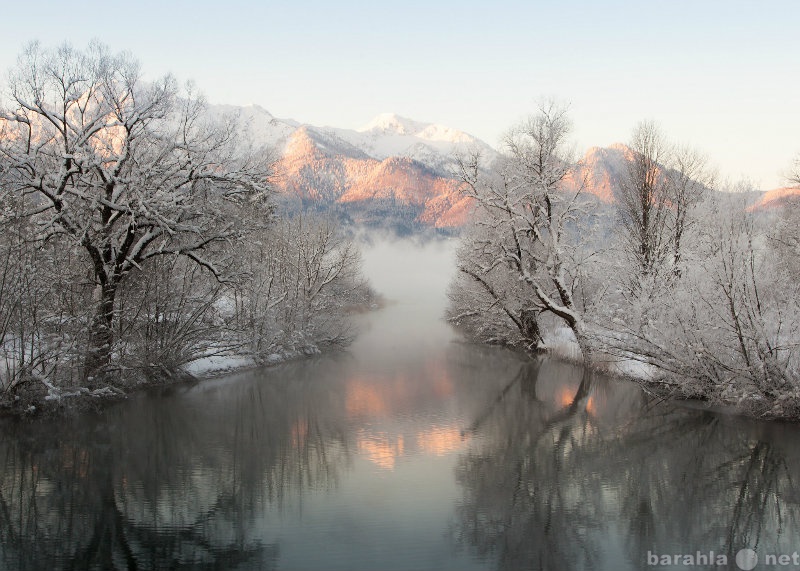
xmin=2 ymin=237 xmax=800 ymax=571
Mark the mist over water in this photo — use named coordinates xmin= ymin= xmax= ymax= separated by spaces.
xmin=350 ymin=236 xmax=459 ymax=369
xmin=2 ymin=236 xmax=800 ymax=571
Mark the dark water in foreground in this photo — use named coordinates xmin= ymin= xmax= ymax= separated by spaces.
xmin=2 ymin=238 xmax=800 ymax=571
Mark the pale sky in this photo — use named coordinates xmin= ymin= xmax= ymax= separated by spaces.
xmin=1 ymin=0 xmax=797 ymax=189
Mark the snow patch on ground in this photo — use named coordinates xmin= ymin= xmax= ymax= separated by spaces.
xmin=612 ymin=358 xmax=660 ymax=381
xmin=544 ymin=326 xmax=660 ymax=380
xmin=544 ymin=327 xmax=583 ymax=362
xmin=182 ymin=354 xmax=258 ymax=377
xmin=180 ymin=346 xmax=318 ymax=379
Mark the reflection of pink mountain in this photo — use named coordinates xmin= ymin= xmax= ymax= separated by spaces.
xmin=343 ymin=361 xmax=465 ymax=470
xmin=344 ymin=359 xmax=455 ymax=420
xmin=416 ymin=426 xmax=465 ymax=456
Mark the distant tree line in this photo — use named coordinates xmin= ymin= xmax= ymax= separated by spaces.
xmin=448 ymin=101 xmax=800 ymax=418
xmin=0 ymin=42 xmax=372 ymax=410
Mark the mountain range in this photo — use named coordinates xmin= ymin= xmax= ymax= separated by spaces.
xmin=219 ymin=105 xmax=799 ymax=228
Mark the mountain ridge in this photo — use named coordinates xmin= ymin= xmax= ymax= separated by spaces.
xmin=215 ymin=104 xmax=795 ymax=227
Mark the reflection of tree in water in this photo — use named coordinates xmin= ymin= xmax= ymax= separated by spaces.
xmin=455 ymin=360 xmax=800 ymax=571
xmin=0 ymin=421 xmax=275 ymax=570
xmin=615 ymin=410 xmax=800 ymax=565
xmin=457 ymin=362 xmax=604 ymax=570
xmin=0 ymin=366 xmax=354 ymax=570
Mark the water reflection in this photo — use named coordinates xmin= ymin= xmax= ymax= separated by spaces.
xmin=2 ymin=236 xmax=800 ymax=570
xmin=455 ymin=360 xmax=800 ymax=571
xmin=3 ymin=345 xmax=800 ymax=570
xmin=0 ymin=415 xmax=278 ymax=570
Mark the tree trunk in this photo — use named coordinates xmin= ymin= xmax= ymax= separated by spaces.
xmin=568 ymin=318 xmax=593 ymax=368
xmin=521 ymin=308 xmax=545 ymax=352
xmin=85 ymin=283 xmax=116 ymax=382
xmin=568 ymin=367 xmax=595 ymax=413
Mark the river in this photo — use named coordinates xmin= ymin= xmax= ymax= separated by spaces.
xmin=1 ymin=236 xmax=800 ymax=571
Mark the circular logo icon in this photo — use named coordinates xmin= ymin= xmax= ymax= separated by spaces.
xmin=736 ymin=548 xmax=758 ymax=570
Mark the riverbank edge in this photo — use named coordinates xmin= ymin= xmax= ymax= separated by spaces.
xmin=0 ymin=349 xmax=318 ymax=421
xmin=0 ymin=295 xmax=386 ymax=421
xmin=543 ymin=333 xmax=800 ymax=422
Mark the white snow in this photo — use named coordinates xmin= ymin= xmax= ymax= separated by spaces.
xmin=358 ymin=112 xmax=429 ymax=135
xmin=206 ymin=103 xmax=298 ymax=148
xmin=612 ymin=358 xmax=660 ymax=381
xmin=543 ymin=326 xmax=660 ymax=380
xmin=182 ymin=354 xmax=257 ymax=377
xmin=543 ymin=327 xmax=583 ymax=362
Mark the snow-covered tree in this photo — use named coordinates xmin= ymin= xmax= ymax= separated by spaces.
xmin=449 ymin=103 xmax=601 ymax=363
xmin=0 ymin=42 xmax=272 ymax=380
xmin=669 ymin=144 xmax=714 ymax=276
xmin=602 ymin=190 xmax=800 ymax=414
xmin=231 ymin=213 xmax=372 ymax=360
xmin=615 ymin=121 xmax=713 ymax=291
xmin=616 ymin=121 xmax=674 ymax=292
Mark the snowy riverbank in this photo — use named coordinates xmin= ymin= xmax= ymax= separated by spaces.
xmin=544 ymin=326 xmax=800 ymax=420
xmin=0 ymin=346 xmax=322 ymax=418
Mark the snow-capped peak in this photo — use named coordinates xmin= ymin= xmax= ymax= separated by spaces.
xmin=358 ymin=113 xmax=428 ymax=136
xmin=359 ymin=112 xmax=478 ymax=145
xmin=207 ymin=103 xmax=299 ymax=149
xmin=242 ymin=103 xmax=274 ymax=118
xmin=416 ymin=123 xmax=476 ymax=144
xmin=204 ymin=104 xmax=497 ymax=176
